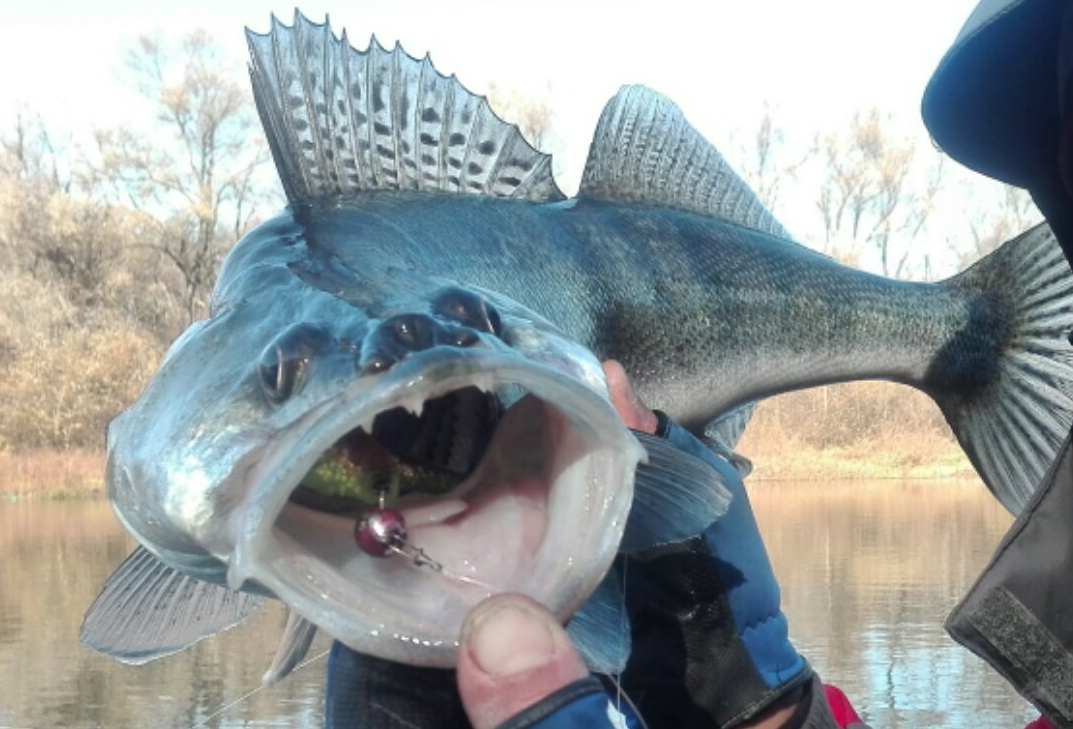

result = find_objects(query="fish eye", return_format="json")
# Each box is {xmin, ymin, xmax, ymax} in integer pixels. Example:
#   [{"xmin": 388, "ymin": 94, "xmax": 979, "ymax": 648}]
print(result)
[
  {"xmin": 258, "ymin": 324, "xmax": 330, "ymax": 403},
  {"xmin": 431, "ymin": 287, "xmax": 502, "ymax": 337}
]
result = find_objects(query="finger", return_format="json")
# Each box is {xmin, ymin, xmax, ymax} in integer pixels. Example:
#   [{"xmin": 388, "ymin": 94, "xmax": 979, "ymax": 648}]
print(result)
[
  {"xmin": 602, "ymin": 360, "xmax": 658, "ymax": 434},
  {"xmin": 456, "ymin": 594, "xmax": 588, "ymax": 729}
]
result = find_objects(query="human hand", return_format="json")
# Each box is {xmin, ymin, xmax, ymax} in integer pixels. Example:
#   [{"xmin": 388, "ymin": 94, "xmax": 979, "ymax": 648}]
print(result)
[
  {"xmin": 455, "ymin": 362, "xmax": 812, "ymax": 729},
  {"xmin": 600, "ymin": 364, "xmax": 812, "ymax": 728},
  {"xmin": 602, "ymin": 360, "xmax": 659, "ymax": 435},
  {"xmin": 325, "ymin": 364, "xmax": 813, "ymax": 729},
  {"xmin": 457, "ymin": 593, "xmax": 637, "ymax": 729}
]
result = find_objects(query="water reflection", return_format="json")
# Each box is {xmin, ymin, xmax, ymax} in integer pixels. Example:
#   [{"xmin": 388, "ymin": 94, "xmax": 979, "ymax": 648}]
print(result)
[
  {"xmin": 0, "ymin": 482, "xmax": 1040, "ymax": 728},
  {"xmin": 0, "ymin": 501, "xmax": 328, "ymax": 729},
  {"xmin": 751, "ymin": 479, "xmax": 1035, "ymax": 728}
]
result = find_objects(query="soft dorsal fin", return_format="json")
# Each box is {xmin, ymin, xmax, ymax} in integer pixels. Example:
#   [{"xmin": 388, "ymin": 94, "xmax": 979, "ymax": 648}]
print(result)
[
  {"xmin": 246, "ymin": 11, "xmax": 564, "ymax": 205},
  {"xmin": 580, "ymin": 85, "xmax": 790, "ymax": 238}
]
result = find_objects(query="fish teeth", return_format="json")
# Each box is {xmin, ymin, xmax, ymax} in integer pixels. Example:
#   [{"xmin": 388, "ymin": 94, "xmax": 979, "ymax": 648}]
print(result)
[
  {"xmin": 356, "ymin": 413, "xmax": 377, "ymax": 434},
  {"xmin": 403, "ymin": 397, "xmax": 426, "ymax": 417},
  {"xmin": 471, "ymin": 373, "xmax": 495, "ymax": 393}
]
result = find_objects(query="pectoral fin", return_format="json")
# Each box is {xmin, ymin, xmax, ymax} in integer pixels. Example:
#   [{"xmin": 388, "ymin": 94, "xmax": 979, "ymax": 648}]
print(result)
[
  {"xmin": 620, "ymin": 431, "xmax": 732, "ymax": 553},
  {"xmin": 262, "ymin": 610, "xmax": 318, "ymax": 685},
  {"xmin": 568, "ymin": 566, "xmax": 630, "ymax": 674},
  {"xmin": 703, "ymin": 402, "xmax": 756, "ymax": 478},
  {"xmin": 80, "ymin": 546, "xmax": 264, "ymax": 664}
]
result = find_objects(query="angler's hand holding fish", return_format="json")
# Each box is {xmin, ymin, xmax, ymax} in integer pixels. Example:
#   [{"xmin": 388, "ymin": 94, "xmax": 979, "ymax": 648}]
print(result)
[
  {"xmin": 81, "ymin": 9, "xmax": 1073, "ymax": 729},
  {"xmin": 592, "ymin": 364, "xmax": 832, "ymax": 728},
  {"xmin": 328, "ymin": 364, "xmax": 852, "ymax": 729},
  {"xmin": 460, "ymin": 365, "xmax": 854, "ymax": 729}
]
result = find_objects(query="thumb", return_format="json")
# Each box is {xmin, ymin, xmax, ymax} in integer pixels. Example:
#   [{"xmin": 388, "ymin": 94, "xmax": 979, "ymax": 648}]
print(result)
[
  {"xmin": 456, "ymin": 594, "xmax": 589, "ymax": 729},
  {"xmin": 602, "ymin": 360, "xmax": 658, "ymax": 434}
]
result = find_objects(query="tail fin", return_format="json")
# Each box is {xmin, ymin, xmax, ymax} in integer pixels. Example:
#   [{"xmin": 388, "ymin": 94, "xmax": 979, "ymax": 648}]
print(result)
[{"xmin": 939, "ymin": 224, "xmax": 1073, "ymax": 513}]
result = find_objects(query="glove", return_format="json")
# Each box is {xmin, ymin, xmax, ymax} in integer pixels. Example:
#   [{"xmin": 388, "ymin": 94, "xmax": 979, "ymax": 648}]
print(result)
[
  {"xmin": 484, "ymin": 677, "xmax": 643, "ymax": 729},
  {"xmin": 618, "ymin": 413, "xmax": 812, "ymax": 728}
]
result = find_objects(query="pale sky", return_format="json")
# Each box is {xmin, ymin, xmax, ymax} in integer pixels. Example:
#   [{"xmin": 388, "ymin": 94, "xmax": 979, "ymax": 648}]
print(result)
[{"xmin": 0, "ymin": 0, "xmax": 1000, "ymax": 273}]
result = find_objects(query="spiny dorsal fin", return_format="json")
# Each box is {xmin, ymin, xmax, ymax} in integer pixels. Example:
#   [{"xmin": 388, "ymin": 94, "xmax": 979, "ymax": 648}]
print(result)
[
  {"xmin": 246, "ymin": 11, "xmax": 564, "ymax": 204},
  {"xmin": 580, "ymin": 85, "xmax": 790, "ymax": 238}
]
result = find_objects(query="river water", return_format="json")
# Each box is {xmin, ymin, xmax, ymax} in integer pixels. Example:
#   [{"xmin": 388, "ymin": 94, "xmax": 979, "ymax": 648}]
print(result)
[{"xmin": 0, "ymin": 480, "xmax": 1038, "ymax": 728}]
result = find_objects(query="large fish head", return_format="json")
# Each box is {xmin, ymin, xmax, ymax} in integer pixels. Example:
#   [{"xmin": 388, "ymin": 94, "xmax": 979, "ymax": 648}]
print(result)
[{"xmin": 105, "ymin": 213, "xmax": 644, "ymax": 667}]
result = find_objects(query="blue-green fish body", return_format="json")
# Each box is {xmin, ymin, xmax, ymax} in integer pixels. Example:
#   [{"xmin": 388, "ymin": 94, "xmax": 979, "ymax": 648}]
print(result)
[
  {"xmin": 257, "ymin": 194, "xmax": 1023, "ymax": 434},
  {"xmin": 83, "ymin": 12, "xmax": 1073, "ymax": 679}
]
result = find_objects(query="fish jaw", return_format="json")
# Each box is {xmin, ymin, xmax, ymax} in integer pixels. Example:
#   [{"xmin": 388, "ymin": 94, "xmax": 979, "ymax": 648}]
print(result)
[{"xmin": 227, "ymin": 348, "xmax": 643, "ymax": 667}]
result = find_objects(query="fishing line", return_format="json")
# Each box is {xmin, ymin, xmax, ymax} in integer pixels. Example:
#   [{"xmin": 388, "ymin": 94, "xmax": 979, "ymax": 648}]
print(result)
[
  {"xmin": 617, "ymin": 556, "xmax": 627, "ymax": 715},
  {"xmin": 435, "ymin": 564, "xmax": 499, "ymax": 592},
  {"xmin": 359, "ymin": 494, "xmax": 500, "ymax": 593},
  {"xmin": 603, "ymin": 557, "xmax": 650, "ymax": 729},
  {"xmin": 603, "ymin": 673, "xmax": 649, "ymax": 729},
  {"xmin": 189, "ymin": 647, "xmax": 330, "ymax": 729}
]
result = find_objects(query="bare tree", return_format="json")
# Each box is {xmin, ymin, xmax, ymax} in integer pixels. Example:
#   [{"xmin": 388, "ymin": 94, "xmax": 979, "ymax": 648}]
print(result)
[
  {"xmin": 90, "ymin": 30, "xmax": 274, "ymax": 322},
  {"xmin": 0, "ymin": 113, "xmax": 65, "ymax": 190},
  {"xmin": 814, "ymin": 109, "xmax": 944, "ymax": 278},
  {"xmin": 0, "ymin": 113, "xmax": 192, "ymax": 332},
  {"xmin": 959, "ymin": 184, "xmax": 1041, "ymax": 266},
  {"xmin": 0, "ymin": 115, "xmax": 64, "ymax": 268},
  {"xmin": 487, "ymin": 83, "xmax": 554, "ymax": 150},
  {"xmin": 736, "ymin": 104, "xmax": 814, "ymax": 212}
]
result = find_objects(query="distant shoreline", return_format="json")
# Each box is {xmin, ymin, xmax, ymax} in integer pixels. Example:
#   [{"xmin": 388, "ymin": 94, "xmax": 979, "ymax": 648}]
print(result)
[
  {"xmin": 0, "ymin": 450, "xmax": 106, "ymax": 501},
  {"xmin": 0, "ymin": 435, "xmax": 977, "ymax": 502},
  {"xmin": 737, "ymin": 429, "xmax": 976, "ymax": 483}
]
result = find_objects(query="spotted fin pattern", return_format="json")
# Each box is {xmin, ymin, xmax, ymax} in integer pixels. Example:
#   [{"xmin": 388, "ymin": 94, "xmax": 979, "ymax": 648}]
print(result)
[{"xmin": 246, "ymin": 11, "xmax": 564, "ymax": 205}]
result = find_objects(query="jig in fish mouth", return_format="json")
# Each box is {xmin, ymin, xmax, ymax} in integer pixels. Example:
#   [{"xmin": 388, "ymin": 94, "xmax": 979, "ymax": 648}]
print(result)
[
  {"xmin": 288, "ymin": 385, "xmax": 500, "ymax": 515},
  {"xmin": 229, "ymin": 349, "xmax": 643, "ymax": 667},
  {"xmin": 290, "ymin": 385, "xmax": 501, "ymax": 571}
]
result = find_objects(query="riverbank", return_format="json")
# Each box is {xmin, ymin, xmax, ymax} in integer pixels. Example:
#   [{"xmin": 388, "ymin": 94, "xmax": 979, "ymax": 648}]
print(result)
[
  {"xmin": 738, "ymin": 428, "xmax": 976, "ymax": 482},
  {"xmin": 0, "ymin": 431, "xmax": 975, "ymax": 501},
  {"xmin": 0, "ymin": 450, "xmax": 105, "ymax": 501}
]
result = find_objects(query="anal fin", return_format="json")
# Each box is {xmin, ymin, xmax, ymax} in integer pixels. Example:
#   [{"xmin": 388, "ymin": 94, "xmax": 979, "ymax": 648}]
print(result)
[{"xmin": 703, "ymin": 402, "xmax": 756, "ymax": 478}]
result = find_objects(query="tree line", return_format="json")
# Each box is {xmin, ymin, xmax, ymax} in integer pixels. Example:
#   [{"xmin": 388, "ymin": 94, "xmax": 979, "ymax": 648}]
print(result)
[
  {"xmin": 0, "ymin": 32, "xmax": 276, "ymax": 450},
  {"xmin": 0, "ymin": 29, "xmax": 1042, "ymax": 453}
]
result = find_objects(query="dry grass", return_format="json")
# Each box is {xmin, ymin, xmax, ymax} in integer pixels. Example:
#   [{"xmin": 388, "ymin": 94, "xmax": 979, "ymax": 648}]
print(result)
[
  {"xmin": 738, "ymin": 383, "xmax": 975, "ymax": 481},
  {"xmin": 0, "ymin": 449, "xmax": 106, "ymax": 500},
  {"xmin": 0, "ymin": 384, "xmax": 978, "ymax": 499},
  {"xmin": 739, "ymin": 426, "xmax": 974, "ymax": 481}
]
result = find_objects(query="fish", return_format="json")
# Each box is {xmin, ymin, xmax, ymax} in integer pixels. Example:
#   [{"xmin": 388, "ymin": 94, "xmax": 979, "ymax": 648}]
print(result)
[{"xmin": 82, "ymin": 11, "xmax": 1073, "ymax": 680}]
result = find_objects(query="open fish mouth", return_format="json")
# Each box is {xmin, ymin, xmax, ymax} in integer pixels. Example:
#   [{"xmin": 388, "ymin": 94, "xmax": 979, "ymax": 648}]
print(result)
[
  {"xmin": 287, "ymin": 385, "xmax": 502, "ymax": 515},
  {"xmin": 229, "ymin": 349, "xmax": 643, "ymax": 667}
]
